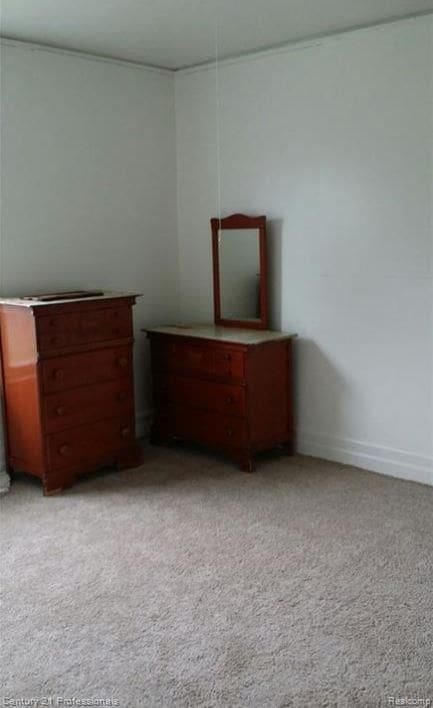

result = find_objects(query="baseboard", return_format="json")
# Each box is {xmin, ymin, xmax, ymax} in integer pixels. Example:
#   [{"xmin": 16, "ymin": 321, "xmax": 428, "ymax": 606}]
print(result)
[
  {"xmin": 297, "ymin": 429, "xmax": 433, "ymax": 487},
  {"xmin": 136, "ymin": 409, "xmax": 153, "ymax": 440}
]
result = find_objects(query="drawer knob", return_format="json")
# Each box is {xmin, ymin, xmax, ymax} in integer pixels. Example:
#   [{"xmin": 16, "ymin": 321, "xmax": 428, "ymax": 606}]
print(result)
[
  {"xmin": 117, "ymin": 356, "xmax": 128, "ymax": 368},
  {"xmin": 226, "ymin": 428, "xmax": 234, "ymax": 437},
  {"xmin": 226, "ymin": 396, "xmax": 234, "ymax": 404},
  {"xmin": 120, "ymin": 426, "xmax": 131, "ymax": 438},
  {"xmin": 53, "ymin": 368, "xmax": 64, "ymax": 380},
  {"xmin": 55, "ymin": 406, "xmax": 66, "ymax": 416},
  {"xmin": 224, "ymin": 353, "xmax": 231, "ymax": 361},
  {"xmin": 117, "ymin": 391, "xmax": 128, "ymax": 402},
  {"xmin": 58, "ymin": 444, "xmax": 70, "ymax": 456}
]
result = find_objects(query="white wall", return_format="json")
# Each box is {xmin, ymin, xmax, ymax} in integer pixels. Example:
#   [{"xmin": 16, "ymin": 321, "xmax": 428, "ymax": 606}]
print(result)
[
  {"xmin": 175, "ymin": 16, "xmax": 433, "ymax": 485},
  {"xmin": 0, "ymin": 42, "xmax": 180, "ymax": 435}
]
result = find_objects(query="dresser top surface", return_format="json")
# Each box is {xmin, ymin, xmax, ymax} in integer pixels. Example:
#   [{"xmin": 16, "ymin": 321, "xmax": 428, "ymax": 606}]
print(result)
[
  {"xmin": 0, "ymin": 291, "xmax": 140, "ymax": 308},
  {"xmin": 145, "ymin": 324, "xmax": 296, "ymax": 345}
]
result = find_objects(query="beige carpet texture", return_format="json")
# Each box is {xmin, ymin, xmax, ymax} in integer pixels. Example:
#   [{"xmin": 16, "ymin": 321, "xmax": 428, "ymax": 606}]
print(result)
[{"xmin": 1, "ymin": 446, "xmax": 432, "ymax": 707}]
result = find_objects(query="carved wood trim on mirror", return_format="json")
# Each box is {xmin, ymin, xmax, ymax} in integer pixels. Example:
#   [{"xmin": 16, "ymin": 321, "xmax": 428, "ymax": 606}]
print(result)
[{"xmin": 211, "ymin": 213, "xmax": 268, "ymax": 330}]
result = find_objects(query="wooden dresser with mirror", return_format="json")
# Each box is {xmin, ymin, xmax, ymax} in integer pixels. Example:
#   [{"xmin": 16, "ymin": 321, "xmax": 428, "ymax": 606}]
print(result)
[
  {"xmin": 0, "ymin": 291, "xmax": 142, "ymax": 494},
  {"xmin": 146, "ymin": 214, "xmax": 296, "ymax": 471}
]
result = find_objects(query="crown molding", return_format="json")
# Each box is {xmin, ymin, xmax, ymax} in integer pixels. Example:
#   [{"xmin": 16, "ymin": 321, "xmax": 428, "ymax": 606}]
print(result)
[
  {"xmin": 1, "ymin": 10, "xmax": 432, "ymax": 76},
  {"xmin": 0, "ymin": 36, "xmax": 174, "ymax": 75},
  {"xmin": 176, "ymin": 10, "xmax": 433, "ymax": 74}
]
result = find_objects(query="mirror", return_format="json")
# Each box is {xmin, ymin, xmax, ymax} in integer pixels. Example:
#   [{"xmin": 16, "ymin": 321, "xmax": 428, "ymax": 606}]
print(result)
[
  {"xmin": 211, "ymin": 214, "xmax": 268, "ymax": 329},
  {"xmin": 219, "ymin": 229, "xmax": 260, "ymax": 320}
]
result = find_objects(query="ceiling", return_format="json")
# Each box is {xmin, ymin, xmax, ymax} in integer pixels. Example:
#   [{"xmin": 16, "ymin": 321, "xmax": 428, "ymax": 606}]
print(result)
[{"xmin": 1, "ymin": 0, "xmax": 432, "ymax": 70}]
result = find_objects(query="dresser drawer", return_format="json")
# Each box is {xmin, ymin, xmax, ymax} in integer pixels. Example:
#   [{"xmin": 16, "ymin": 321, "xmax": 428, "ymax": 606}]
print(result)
[
  {"xmin": 37, "ymin": 312, "xmax": 79, "ymax": 350},
  {"xmin": 155, "ymin": 375, "xmax": 246, "ymax": 417},
  {"xmin": 42, "ymin": 346, "xmax": 132, "ymax": 393},
  {"xmin": 43, "ymin": 379, "xmax": 134, "ymax": 433},
  {"xmin": 175, "ymin": 406, "xmax": 248, "ymax": 448},
  {"xmin": 212, "ymin": 348, "xmax": 245, "ymax": 379},
  {"xmin": 37, "ymin": 306, "xmax": 132, "ymax": 351},
  {"xmin": 47, "ymin": 416, "xmax": 134, "ymax": 470},
  {"xmin": 79, "ymin": 306, "xmax": 132, "ymax": 342},
  {"xmin": 156, "ymin": 340, "xmax": 245, "ymax": 381}
]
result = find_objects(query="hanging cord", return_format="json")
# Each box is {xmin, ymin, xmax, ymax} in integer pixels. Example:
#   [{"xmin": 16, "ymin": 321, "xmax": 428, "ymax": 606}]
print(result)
[{"xmin": 214, "ymin": 12, "xmax": 222, "ymax": 233}]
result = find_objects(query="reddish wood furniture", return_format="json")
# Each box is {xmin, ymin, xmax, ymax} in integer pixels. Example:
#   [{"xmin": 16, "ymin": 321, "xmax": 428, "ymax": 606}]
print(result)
[
  {"xmin": 146, "ymin": 326, "xmax": 295, "ymax": 472},
  {"xmin": 146, "ymin": 213, "xmax": 296, "ymax": 471},
  {"xmin": 0, "ymin": 292, "xmax": 141, "ymax": 494}
]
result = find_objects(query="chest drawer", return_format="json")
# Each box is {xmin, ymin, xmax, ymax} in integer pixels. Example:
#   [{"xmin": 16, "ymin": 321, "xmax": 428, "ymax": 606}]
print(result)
[
  {"xmin": 43, "ymin": 379, "xmax": 134, "ymax": 433},
  {"xmin": 155, "ymin": 339, "xmax": 245, "ymax": 381},
  {"xmin": 37, "ymin": 306, "xmax": 132, "ymax": 351},
  {"xmin": 155, "ymin": 375, "xmax": 246, "ymax": 418},
  {"xmin": 175, "ymin": 406, "xmax": 247, "ymax": 448},
  {"xmin": 47, "ymin": 415, "xmax": 134, "ymax": 470},
  {"xmin": 42, "ymin": 345, "xmax": 132, "ymax": 393}
]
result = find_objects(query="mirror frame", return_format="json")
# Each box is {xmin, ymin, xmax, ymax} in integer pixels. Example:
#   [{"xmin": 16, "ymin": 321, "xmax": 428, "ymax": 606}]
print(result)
[{"xmin": 210, "ymin": 213, "xmax": 268, "ymax": 330}]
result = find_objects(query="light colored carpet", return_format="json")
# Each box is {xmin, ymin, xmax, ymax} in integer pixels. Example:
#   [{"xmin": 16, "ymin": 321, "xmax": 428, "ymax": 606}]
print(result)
[{"xmin": 1, "ymin": 446, "xmax": 432, "ymax": 708}]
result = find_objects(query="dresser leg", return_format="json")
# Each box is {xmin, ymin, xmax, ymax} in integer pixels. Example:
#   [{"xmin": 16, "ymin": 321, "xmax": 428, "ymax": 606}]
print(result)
[
  {"xmin": 150, "ymin": 425, "xmax": 174, "ymax": 447},
  {"xmin": 150, "ymin": 430, "xmax": 164, "ymax": 446},
  {"xmin": 43, "ymin": 485, "xmax": 65, "ymax": 496},
  {"xmin": 42, "ymin": 470, "xmax": 75, "ymax": 495},
  {"xmin": 116, "ymin": 443, "xmax": 143, "ymax": 470},
  {"xmin": 283, "ymin": 439, "xmax": 295, "ymax": 456},
  {"xmin": 234, "ymin": 449, "xmax": 254, "ymax": 473}
]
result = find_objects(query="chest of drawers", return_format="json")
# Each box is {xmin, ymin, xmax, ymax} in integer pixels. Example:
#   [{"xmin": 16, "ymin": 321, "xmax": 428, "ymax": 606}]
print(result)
[
  {"xmin": 0, "ymin": 293, "xmax": 141, "ymax": 494},
  {"xmin": 146, "ymin": 325, "xmax": 296, "ymax": 471}
]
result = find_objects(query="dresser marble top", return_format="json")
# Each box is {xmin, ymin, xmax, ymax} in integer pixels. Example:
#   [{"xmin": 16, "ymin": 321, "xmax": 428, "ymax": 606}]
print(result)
[{"xmin": 144, "ymin": 324, "xmax": 296, "ymax": 345}]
